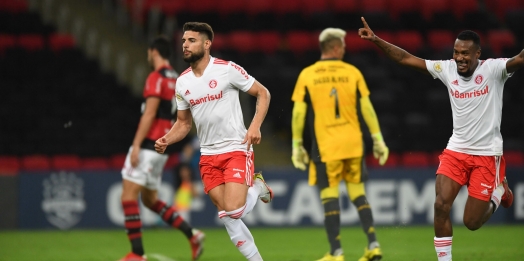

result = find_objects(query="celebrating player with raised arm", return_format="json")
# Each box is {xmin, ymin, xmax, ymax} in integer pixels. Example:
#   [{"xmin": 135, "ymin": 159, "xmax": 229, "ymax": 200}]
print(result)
[
  {"xmin": 155, "ymin": 22, "xmax": 272, "ymax": 261},
  {"xmin": 358, "ymin": 17, "xmax": 524, "ymax": 261}
]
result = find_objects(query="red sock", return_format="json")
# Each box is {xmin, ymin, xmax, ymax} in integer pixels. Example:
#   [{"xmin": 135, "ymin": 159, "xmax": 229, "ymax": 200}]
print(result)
[
  {"xmin": 122, "ymin": 200, "xmax": 144, "ymax": 255},
  {"xmin": 151, "ymin": 200, "xmax": 193, "ymax": 239}
]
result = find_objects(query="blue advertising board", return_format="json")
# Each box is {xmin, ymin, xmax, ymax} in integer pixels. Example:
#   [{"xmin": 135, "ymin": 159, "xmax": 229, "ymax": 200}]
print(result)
[{"xmin": 18, "ymin": 167, "xmax": 524, "ymax": 229}]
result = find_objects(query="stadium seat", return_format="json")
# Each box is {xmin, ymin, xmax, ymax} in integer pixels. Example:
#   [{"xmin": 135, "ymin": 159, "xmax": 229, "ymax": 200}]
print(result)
[
  {"xmin": 51, "ymin": 155, "xmax": 81, "ymax": 170},
  {"xmin": 48, "ymin": 34, "xmax": 76, "ymax": 53},
  {"xmin": 80, "ymin": 157, "xmax": 110, "ymax": 170},
  {"xmin": 246, "ymin": 0, "xmax": 276, "ymax": 30},
  {"xmin": 210, "ymin": 32, "xmax": 226, "ymax": 51},
  {"xmin": 0, "ymin": 34, "xmax": 15, "ymax": 55},
  {"xmin": 229, "ymin": 31, "xmax": 258, "ymax": 53},
  {"xmin": 0, "ymin": 156, "xmax": 20, "ymax": 175},
  {"xmin": 487, "ymin": 30, "xmax": 516, "ymax": 56},
  {"xmin": 420, "ymin": 0, "xmax": 458, "ymax": 30},
  {"xmin": 256, "ymin": 31, "xmax": 281, "ymax": 55},
  {"xmin": 393, "ymin": 31, "xmax": 424, "ymax": 54},
  {"xmin": 110, "ymin": 154, "xmax": 127, "ymax": 169},
  {"xmin": 486, "ymin": 0, "xmax": 523, "ymax": 21},
  {"xmin": 426, "ymin": 30, "xmax": 455, "ymax": 52},
  {"xmin": 157, "ymin": 0, "xmax": 186, "ymax": 16},
  {"xmin": 388, "ymin": 0, "xmax": 424, "ymax": 30},
  {"xmin": 21, "ymin": 155, "xmax": 51, "ymax": 171},
  {"xmin": 401, "ymin": 151, "xmax": 430, "ymax": 167},
  {"xmin": 17, "ymin": 34, "xmax": 44, "ymax": 51},
  {"xmin": 452, "ymin": 0, "xmax": 479, "ymax": 20},
  {"xmin": 504, "ymin": 10, "xmax": 524, "ymax": 44},
  {"xmin": 0, "ymin": 0, "xmax": 28, "ymax": 13},
  {"xmin": 504, "ymin": 151, "xmax": 524, "ymax": 167},
  {"xmin": 286, "ymin": 31, "xmax": 317, "ymax": 56},
  {"xmin": 345, "ymin": 33, "xmax": 374, "ymax": 53},
  {"xmin": 360, "ymin": 0, "xmax": 395, "ymax": 30}
]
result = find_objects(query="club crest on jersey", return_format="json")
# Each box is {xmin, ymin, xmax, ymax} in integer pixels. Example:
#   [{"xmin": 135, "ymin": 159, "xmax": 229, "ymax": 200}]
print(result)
[
  {"xmin": 189, "ymin": 91, "xmax": 223, "ymax": 106},
  {"xmin": 434, "ymin": 62, "xmax": 442, "ymax": 72},
  {"xmin": 209, "ymin": 79, "xmax": 218, "ymax": 89},
  {"xmin": 475, "ymin": 74, "xmax": 483, "ymax": 84}
]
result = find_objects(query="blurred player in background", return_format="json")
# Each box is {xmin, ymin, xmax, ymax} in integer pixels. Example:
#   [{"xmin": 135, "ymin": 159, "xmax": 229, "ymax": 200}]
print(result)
[
  {"xmin": 119, "ymin": 36, "xmax": 204, "ymax": 261},
  {"xmin": 155, "ymin": 22, "xmax": 273, "ymax": 261},
  {"xmin": 291, "ymin": 28, "xmax": 389, "ymax": 261},
  {"xmin": 358, "ymin": 17, "xmax": 522, "ymax": 261},
  {"xmin": 173, "ymin": 163, "xmax": 198, "ymax": 221}
]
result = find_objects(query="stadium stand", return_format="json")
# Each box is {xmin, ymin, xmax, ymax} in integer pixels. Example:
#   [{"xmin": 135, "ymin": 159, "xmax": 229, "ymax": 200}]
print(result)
[{"xmin": 2, "ymin": 0, "xmax": 523, "ymax": 171}]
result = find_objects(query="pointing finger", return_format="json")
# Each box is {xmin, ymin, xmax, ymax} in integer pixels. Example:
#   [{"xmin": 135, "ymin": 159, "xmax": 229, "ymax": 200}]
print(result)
[{"xmin": 361, "ymin": 17, "xmax": 370, "ymax": 29}]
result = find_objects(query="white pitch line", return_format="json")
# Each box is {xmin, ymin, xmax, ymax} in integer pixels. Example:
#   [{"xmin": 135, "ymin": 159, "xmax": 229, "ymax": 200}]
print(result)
[{"xmin": 148, "ymin": 253, "xmax": 177, "ymax": 261}]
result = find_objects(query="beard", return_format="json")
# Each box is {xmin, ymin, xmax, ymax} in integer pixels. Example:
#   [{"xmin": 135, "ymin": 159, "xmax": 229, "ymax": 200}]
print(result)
[{"xmin": 183, "ymin": 49, "xmax": 204, "ymax": 63}]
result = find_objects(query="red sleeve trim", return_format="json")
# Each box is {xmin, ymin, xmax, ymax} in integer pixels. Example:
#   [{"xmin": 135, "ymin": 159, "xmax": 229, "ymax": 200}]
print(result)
[
  {"xmin": 180, "ymin": 67, "xmax": 192, "ymax": 76},
  {"xmin": 213, "ymin": 58, "xmax": 229, "ymax": 65}
]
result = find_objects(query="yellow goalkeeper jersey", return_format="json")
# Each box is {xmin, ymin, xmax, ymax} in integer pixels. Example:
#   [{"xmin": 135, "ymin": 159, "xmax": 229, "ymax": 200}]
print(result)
[{"xmin": 291, "ymin": 59, "xmax": 370, "ymax": 162}]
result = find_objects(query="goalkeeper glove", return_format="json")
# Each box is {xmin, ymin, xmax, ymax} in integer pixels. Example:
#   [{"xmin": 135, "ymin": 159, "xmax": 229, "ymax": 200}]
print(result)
[
  {"xmin": 372, "ymin": 133, "xmax": 389, "ymax": 166},
  {"xmin": 291, "ymin": 140, "xmax": 309, "ymax": 171}
]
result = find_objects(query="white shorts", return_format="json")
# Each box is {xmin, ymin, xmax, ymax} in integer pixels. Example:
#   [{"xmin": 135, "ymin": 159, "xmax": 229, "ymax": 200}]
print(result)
[{"xmin": 121, "ymin": 147, "xmax": 169, "ymax": 190}]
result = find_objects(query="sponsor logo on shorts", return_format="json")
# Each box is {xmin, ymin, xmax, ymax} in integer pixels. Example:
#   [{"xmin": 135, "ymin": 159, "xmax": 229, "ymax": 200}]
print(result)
[
  {"xmin": 481, "ymin": 189, "xmax": 489, "ymax": 195},
  {"xmin": 233, "ymin": 172, "xmax": 242, "ymax": 178},
  {"xmin": 481, "ymin": 183, "xmax": 492, "ymax": 188},
  {"xmin": 233, "ymin": 168, "xmax": 245, "ymax": 172}
]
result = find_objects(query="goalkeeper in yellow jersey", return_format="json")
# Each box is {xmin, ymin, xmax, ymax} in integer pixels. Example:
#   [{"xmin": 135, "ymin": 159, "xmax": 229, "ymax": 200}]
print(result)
[{"xmin": 291, "ymin": 28, "xmax": 389, "ymax": 261}]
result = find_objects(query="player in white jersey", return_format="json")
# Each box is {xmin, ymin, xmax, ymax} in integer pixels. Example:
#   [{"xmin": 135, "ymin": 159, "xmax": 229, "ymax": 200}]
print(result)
[
  {"xmin": 154, "ymin": 22, "xmax": 273, "ymax": 261},
  {"xmin": 358, "ymin": 17, "xmax": 523, "ymax": 261}
]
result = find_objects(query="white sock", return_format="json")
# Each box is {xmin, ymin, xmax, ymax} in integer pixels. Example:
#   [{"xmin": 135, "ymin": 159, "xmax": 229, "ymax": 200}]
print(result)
[
  {"xmin": 491, "ymin": 184, "xmax": 505, "ymax": 213},
  {"xmin": 220, "ymin": 212, "xmax": 260, "ymax": 259},
  {"xmin": 225, "ymin": 187, "xmax": 259, "ymax": 219},
  {"xmin": 434, "ymin": 236, "xmax": 452, "ymax": 261},
  {"xmin": 247, "ymin": 251, "xmax": 263, "ymax": 261}
]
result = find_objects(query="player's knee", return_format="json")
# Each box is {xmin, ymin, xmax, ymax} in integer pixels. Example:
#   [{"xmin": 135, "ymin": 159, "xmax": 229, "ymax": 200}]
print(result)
[
  {"xmin": 140, "ymin": 195, "xmax": 157, "ymax": 209},
  {"xmin": 223, "ymin": 201, "xmax": 246, "ymax": 214},
  {"xmin": 463, "ymin": 217, "xmax": 482, "ymax": 231},
  {"xmin": 434, "ymin": 199, "xmax": 452, "ymax": 216}
]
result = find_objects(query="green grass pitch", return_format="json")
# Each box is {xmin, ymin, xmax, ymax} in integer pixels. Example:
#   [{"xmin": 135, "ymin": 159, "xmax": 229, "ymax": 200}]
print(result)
[{"xmin": 1, "ymin": 225, "xmax": 523, "ymax": 261}]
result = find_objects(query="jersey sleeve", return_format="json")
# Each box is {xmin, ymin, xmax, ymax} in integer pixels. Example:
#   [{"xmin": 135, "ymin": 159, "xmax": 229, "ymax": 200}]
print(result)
[
  {"xmin": 489, "ymin": 58, "xmax": 514, "ymax": 81},
  {"xmin": 143, "ymin": 72, "xmax": 163, "ymax": 98},
  {"xmin": 355, "ymin": 68, "xmax": 370, "ymax": 97},
  {"xmin": 228, "ymin": 62, "xmax": 256, "ymax": 92},
  {"xmin": 425, "ymin": 60, "xmax": 452, "ymax": 81},
  {"xmin": 175, "ymin": 81, "xmax": 190, "ymax": 110},
  {"xmin": 291, "ymin": 70, "xmax": 307, "ymax": 102}
]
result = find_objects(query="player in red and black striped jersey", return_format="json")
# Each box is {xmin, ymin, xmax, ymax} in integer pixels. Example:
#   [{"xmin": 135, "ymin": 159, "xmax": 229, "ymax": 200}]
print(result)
[{"xmin": 119, "ymin": 36, "xmax": 204, "ymax": 261}]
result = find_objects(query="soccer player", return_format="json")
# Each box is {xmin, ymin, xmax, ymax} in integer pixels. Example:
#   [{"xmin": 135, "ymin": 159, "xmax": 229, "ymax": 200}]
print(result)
[
  {"xmin": 119, "ymin": 36, "xmax": 204, "ymax": 261},
  {"xmin": 291, "ymin": 28, "xmax": 389, "ymax": 261},
  {"xmin": 154, "ymin": 22, "xmax": 273, "ymax": 261},
  {"xmin": 358, "ymin": 17, "xmax": 522, "ymax": 261}
]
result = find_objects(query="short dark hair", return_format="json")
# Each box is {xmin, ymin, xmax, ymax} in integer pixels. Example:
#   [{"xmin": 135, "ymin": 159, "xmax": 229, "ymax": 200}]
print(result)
[
  {"xmin": 182, "ymin": 22, "xmax": 214, "ymax": 41},
  {"xmin": 149, "ymin": 36, "xmax": 171, "ymax": 59},
  {"xmin": 457, "ymin": 30, "xmax": 481, "ymax": 49}
]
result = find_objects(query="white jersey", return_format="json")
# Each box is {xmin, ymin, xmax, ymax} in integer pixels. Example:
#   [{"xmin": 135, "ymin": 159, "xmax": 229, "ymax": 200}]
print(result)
[
  {"xmin": 175, "ymin": 57, "xmax": 255, "ymax": 155},
  {"xmin": 425, "ymin": 59, "xmax": 513, "ymax": 156}
]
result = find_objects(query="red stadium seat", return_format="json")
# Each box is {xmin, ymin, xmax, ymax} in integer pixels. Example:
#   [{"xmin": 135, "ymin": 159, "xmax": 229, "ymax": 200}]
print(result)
[
  {"xmin": 17, "ymin": 34, "xmax": 44, "ymax": 52},
  {"xmin": 286, "ymin": 31, "xmax": 317, "ymax": 55},
  {"xmin": 0, "ymin": 0, "xmax": 28, "ymax": 13},
  {"xmin": 452, "ymin": 0, "xmax": 479, "ymax": 20},
  {"xmin": 216, "ymin": 0, "xmax": 245, "ymax": 15},
  {"xmin": 394, "ymin": 31, "xmax": 424, "ymax": 53},
  {"xmin": 246, "ymin": 0, "xmax": 274, "ymax": 15},
  {"xmin": 211, "ymin": 33, "xmax": 226, "ymax": 51},
  {"xmin": 366, "ymin": 152, "xmax": 399, "ymax": 168},
  {"xmin": 80, "ymin": 158, "xmax": 110, "ymax": 170},
  {"xmin": 487, "ymin": 30, "xmax": 516, "ymax": 56},
  {"xmin": 256, "ymin": 31, "xmax": 281, "ymax": 54},
  {"xmin": 0, "ymin": 156, "xmax": 20, "ymax": 175},
  {"xmin": 0, "ymin": 34, "xmax": 16, "ymax": 55},
  {"xmin": 48, "ymin": 34, "xmax": 76, "ymax": 52},
  {"xmin": 401, "ymin": 151, "xmax": 430, "ymax": 167},
  {"xmin": 420, "ymin": 0, "xmax": 450, "ymax": 21},
  {"xmin": 345, "ymin": 34, "xmax": 374, "ymax": 53},
  {"xmin": 302, "ymin": 0, "xmax": 329, "ymax": 15},
  {"xmin": 361, "ymin": 0, "xmax": 387, "ymax": 13},
  {"xmin": 110, "ymin": 154, "xmax": 127, "ymax": 169},
  {"xmin": 427, "ymin": 30, "xmax": 455, "ymax": 52},
  {"xmin": 158, "ymin": 0, "xmax": 186, "ymax": 16},
  {"xmin": 331, "ymin": 0, "xmax": 359, "ymax": 13},
  {"xmin": 273, "ymin": 0, "xmax": 301, "ymax": 15},
  {"xmin": 229, "ymin": 31, "xmax": 258, "ymax": 53},
  {"xmin": 21, "ymin": 155, "xmax": 51, "ymax": 171},
  {"xmin": 51, "ymin": 155, "xmax": 81, "ymax": 170},
  {"xmin": 186, "ymin": 0, "xmax": 217, "ymax": 14},
  {"xmin": 503, "ymin": 151, "xmax": 524, "ymax": 167},
  {"xmin": 486, "ymin": 0, "xmax": 523, "ymax": 21},
  {"xmin": 388, "ymin": 0, "xmax": 419, "ymax": 19}
]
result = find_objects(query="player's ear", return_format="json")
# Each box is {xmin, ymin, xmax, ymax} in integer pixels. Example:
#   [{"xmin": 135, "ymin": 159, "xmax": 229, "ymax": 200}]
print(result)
[{"xmin": 205, "ymin": 39, "xmax": 211, "ymax": 50}]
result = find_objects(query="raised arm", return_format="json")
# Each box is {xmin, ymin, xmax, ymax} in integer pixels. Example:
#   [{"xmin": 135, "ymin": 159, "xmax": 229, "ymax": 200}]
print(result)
[
  {"xmin": 358, "ymin": 17, "xmax": 428, "ymax": 74},
  {"xmin": 506, "ymin": 49, "xmax": 524, "ymax": 74},
  {"xmin": 154, "ymin": 109, "xmax": 193, "ymax": 154}
]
